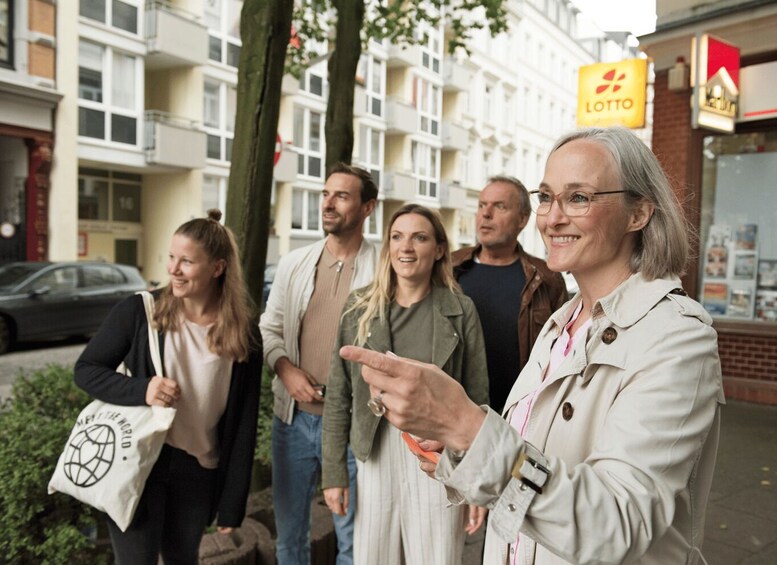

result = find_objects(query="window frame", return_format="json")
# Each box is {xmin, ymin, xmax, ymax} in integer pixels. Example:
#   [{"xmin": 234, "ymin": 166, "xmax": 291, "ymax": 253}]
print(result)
[
  {"xmin": 412, "ymin": 141, "xmax": 440, "ymax": 199},
  {"xmin": 205, "ymin": 0, "xmax": 242, "ymax": 68},
  {"xmin": 78, "ymin": 168, "xmax": 142, "ymax": 224},
  {"xmin": 293, "ymin": 105, "xmax": 325, "ymax": 180},
  {"xmin": 203, "ymin": 77, "xmax": 237, "ymax": 162},
  {"xmin": 0, "ymin": 0, "xmax": 13, "ymax": 69},
  {"xmin": 78, "ymin": 40, "xmax": 142, "ymax": 147},
  {"xmin": 79, "ymin": 0, "xmax": 141, "ymax": 36}
]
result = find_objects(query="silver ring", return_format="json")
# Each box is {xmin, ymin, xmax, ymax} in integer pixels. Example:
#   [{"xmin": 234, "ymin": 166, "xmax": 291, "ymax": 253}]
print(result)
[{"xmin": 367, "ymin": 391, "xmax": 386, "ymax": 417}]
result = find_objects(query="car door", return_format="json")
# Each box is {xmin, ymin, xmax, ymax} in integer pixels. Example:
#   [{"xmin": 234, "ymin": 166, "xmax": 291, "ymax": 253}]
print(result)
[
  {"xmin": 77, "ymin": 264, "xmax": 132, "ymax": 332},
  {"xmin": 17, "ymin": 265, "xmax": 81, "ymax": 340}
]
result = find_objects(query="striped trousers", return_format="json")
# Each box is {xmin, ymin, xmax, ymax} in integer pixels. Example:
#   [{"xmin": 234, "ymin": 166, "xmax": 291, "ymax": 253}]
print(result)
[{"xmin": 354, "ymin": 422, "xmax": 466, "ymax": 565}]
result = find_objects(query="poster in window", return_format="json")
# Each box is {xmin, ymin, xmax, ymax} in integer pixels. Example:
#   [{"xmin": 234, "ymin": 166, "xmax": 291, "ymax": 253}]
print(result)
[
  {"xmin": 704, "ymin": 245, "xmax": 728, "ymax": 279},
  {"xmin": 734, "ymin": 224, "xmax": 758, "ymax": 251},
  {"xmin": 755, "ymin": 290, "xmax": 777, "ymax": 322},
  {"xmin": 757, "ymin": 260, "xmax": 777, "ymax": 290},
  {"xmin": 727, "ymin": 287, "xmax": 754, "ymax": 319},
  {"xmin": 733, "ymin": 252, "xmax": 757, "ymax": 280},
  {"xmin": 702, "ymin": 282, "xmax": 728, "ymax": 316}
]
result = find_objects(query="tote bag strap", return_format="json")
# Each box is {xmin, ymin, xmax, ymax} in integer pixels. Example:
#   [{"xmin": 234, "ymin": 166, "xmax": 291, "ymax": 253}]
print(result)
[{"xmin": 137, "ymin": 291, "xmax": 164, "ymax": 377}]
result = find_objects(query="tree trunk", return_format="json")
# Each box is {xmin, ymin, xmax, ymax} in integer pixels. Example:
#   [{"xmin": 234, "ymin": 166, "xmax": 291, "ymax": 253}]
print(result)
[
  {"xmin": 325, "ymin": 0, "xmax": 366, "ymax": 169},
  {"xmin": 226, "ymin": 0, "xmax": 293, "ymax": 309}
]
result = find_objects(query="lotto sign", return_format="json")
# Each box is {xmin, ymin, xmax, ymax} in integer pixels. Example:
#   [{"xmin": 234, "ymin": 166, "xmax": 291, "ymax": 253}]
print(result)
[{"xmin": 577, "ymin": 58, "xmax": 648, "ymax": 128}]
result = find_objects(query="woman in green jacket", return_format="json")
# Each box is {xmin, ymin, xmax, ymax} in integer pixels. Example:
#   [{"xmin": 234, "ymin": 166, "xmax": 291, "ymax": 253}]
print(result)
[{"xmin": 322, "ymin": 204, "xmax": 489, "ymax": 565}]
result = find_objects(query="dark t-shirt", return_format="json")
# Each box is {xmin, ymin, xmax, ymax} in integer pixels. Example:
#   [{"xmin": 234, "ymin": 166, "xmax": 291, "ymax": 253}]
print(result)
[{"xmin": 458, "ymin": 260, "xmax": 525, "ymax": 412}]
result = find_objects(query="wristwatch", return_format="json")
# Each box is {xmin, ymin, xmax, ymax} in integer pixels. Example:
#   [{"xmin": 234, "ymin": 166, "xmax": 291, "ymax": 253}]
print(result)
[{"xmin": 511, "ymin": 442, "xmax": 551, "ymax": 494}]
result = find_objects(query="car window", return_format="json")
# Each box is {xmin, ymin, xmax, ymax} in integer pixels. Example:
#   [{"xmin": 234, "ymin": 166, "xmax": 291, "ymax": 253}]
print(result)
[
  {"xmin": 0, "ymin": 264, "xmax": 44, "ymax": 287},
  {"xmin": 82, "ymin": 265, "xmax": 125, "ymax": 287},
  {"xmin": 33, "ymin": 267, "xmax": 78, "ymax": 291}
]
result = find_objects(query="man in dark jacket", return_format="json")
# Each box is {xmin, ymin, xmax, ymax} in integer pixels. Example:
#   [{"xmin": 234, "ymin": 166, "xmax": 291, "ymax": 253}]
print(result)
[{"xmin": 452, "ymin": 175, "xmax": 567, "ymax": 412}]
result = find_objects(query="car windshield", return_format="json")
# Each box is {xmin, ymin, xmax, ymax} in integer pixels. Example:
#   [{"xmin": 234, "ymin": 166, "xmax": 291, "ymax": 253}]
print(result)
[{"xmin": 0, "ymin": 264, "xmax": 45, "ymax": 288}]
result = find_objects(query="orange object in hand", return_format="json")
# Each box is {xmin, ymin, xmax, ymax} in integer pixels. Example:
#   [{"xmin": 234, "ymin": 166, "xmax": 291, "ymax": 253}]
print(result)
[{"xmin": 401, "ymin": 432, "xmax": 440, "ymax": 464}]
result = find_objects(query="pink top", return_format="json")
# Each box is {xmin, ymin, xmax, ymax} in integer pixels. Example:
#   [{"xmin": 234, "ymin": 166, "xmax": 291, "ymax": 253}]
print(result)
[{"xmin": 508, "ymin": 302, "xmax": 592, "ymax": 564}]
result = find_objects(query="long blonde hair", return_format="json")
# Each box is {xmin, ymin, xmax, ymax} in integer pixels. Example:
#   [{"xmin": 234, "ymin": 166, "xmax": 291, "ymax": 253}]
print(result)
[
  {"xmin": 347, "ymin": 204, "xmax": 459, "ymax": 345},
  {"xmin": 154, "ymin": 209, "xmax": 254, "ymax": 361}
]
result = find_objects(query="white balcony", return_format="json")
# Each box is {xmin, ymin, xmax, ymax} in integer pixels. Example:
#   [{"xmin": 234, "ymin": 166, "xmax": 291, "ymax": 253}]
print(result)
[
  {"xmin": 144, "ymin": 111, "xmax": 206, "ymax": 169},
  {"xmin": 145, "ymin": 2, "xmax": 208, "ymax": 69},
  {"xmin": 441, "ymin": 121, "xmax": 468, "ymax": 152},
  {"xmin": 386, "ymin": 98, "xmax": 418, "ymax": 135},
  {"xmin": 274, "ymin": 144, "xmax": 297, "ymax": 183},
  {"xmin": 388, "ymin": 44, "xmax": 421, "ymax": 68},
  {"xmin": 439, "ymin": 180, "xmax": 467, "ymax": 210},
  {"xmin": 383, "ymin": 170, "xmax": 416, "ymax": 202},
  {"xmin": 443, "ymin": 57, "xmax": 473, "ymax": 92},
  {"xmin": 281, "ymin": 75, "xmax": 300, "ymax": 96},
  {"xmin": 353, "ymin": 85, "xmax": 367, "ymax": 117}
]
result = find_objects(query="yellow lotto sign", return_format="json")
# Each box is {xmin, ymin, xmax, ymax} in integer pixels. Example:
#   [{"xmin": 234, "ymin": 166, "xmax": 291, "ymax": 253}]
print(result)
[{"xmin": 577, "ymin": 59, "xmax": 647, "ymax": 128}]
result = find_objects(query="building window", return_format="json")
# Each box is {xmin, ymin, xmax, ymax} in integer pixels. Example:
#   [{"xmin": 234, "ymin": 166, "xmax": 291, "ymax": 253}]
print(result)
[
  {"xmin": 358, "ymin": 54, "xmax": 385, "ymax": 117},
  {"xmin": 416, "ymin": 22, "xmax": 441, "ymax": 74},
  {"xmin": 291, "ymin": 188, "xmax": 321, "ymax": 232},
  {"xmin": 413, "ymin": 76, "xmax": 440, "ymax": 136},
  {"xmin": 78, "ymin": 168, "xmax": 142, "ymax": 223},
  {"xmin": 698, "ymin": 131, "xmax": 777, "ymax": 323},
  {"xmin": 357, "ymin": 124, "xmax": 383, "ymax": 187},
  {"xmin": 203, "ymin": 175, "xmax": 227, "ymax": 215},
  {"xmin": 0, "ymin": 0, "xmax": 13, "ymax": 68},
  {"xmin": 412, "ymin": 141, "xmax": 439, "ymax": 198},
  {"xmin": 205, "ymin": 0, "xmax": 242, "ymax": 68},
  {"xmin": 80, "ymin": 0, "xmax": 139, "ymax": 34},
  {"xmin": 204, "ymin": 78, "xmax": 236, "ymax": 161},
  {"xmin": 293, "ymin": 106, "xmax": 324, "ymax": 179},
  {"xmin": 299, "ymin": 68, "xmax": 325, "ymax": 97},
  {"xmin": 364, "ymin": 201, "xmax": 383, "ymax": 237},
  {"xmin": 78, "ymin": 41, "xmax": 140, "ymax": 146}
]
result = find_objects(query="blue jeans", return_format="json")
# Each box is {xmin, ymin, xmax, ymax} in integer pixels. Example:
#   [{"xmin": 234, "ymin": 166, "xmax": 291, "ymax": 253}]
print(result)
[{"xmin": 272, "ymin": 412, "xmax": 356, "ymax": 565}]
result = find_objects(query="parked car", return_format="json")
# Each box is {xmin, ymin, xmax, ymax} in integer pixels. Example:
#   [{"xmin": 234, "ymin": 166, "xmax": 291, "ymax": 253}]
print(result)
[{"xmin": 0, "ymin": 261, "xmax": 147, "ymax": 354}]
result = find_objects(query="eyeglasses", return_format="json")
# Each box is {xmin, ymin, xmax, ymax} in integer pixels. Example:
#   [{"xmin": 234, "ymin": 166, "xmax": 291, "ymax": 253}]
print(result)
[{"xmin": 529, "ymin": 189, "xmax": 627, "ymax": 217}]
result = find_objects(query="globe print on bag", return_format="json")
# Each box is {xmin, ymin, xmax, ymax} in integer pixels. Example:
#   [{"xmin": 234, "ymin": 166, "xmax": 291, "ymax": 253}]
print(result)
[{"xmin": 63, "ymin": 424, "xmax": 116, "ymax": 487}]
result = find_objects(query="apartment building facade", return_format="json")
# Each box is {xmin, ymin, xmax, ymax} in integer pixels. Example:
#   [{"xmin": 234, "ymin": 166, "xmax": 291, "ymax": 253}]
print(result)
[{"xmin": 23, "ymin": 0, "xmax": 630, "ymax": 285}]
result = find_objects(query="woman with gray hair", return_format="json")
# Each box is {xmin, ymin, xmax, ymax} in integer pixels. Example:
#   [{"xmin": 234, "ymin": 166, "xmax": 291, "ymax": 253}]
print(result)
[{"xmin": 339, "ymin": 127, "xmax": 724, "ymax": 564}]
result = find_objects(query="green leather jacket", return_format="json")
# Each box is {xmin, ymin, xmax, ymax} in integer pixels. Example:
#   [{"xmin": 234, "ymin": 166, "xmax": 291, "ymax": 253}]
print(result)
[{"xmin": 322, "ymin": 285, "xmax": 489, "ymax": 489}]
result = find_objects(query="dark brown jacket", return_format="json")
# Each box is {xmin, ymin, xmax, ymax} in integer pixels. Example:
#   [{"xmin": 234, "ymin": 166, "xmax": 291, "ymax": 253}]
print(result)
[{"xmin": 451, "ymin": 242, "xmax": 568, "ymax": 369}]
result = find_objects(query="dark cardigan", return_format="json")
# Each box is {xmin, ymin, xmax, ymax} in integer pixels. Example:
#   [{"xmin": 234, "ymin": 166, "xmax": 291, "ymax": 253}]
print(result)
[{"xmin": 74, "ymin": 293, "xmax": 262, "ymax": 527}]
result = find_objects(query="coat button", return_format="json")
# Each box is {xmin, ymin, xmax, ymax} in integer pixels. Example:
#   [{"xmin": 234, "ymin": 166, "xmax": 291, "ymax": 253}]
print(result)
[
  {"xmin": 508, "ymin": 503, "xmax": 517, "ymax": 511},
  {"xmin": 602, "ymin": 327, "xmax": 618, "ymax": 344},
  {"xmin": 562, "ymin": 402, "xmax": 574, "ymax": 420}
]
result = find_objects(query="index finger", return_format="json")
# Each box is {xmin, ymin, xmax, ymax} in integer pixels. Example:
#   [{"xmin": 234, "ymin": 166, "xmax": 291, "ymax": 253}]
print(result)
[{"xmin": 339, "ymin": 346, "xmax": 415, "ymax": 392}]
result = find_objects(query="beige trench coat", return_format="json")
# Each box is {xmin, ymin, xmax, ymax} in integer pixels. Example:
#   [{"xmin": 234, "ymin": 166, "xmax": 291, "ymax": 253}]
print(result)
[{"xmin": 438, "ymin": 273, "xmax": 725, "ymax": 564}]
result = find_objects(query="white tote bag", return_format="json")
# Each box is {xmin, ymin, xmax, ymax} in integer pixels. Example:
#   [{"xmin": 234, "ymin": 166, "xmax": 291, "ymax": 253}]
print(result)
[{"xmin": 49, "ymin": 291, "xmax": 176, "ymax": 532}]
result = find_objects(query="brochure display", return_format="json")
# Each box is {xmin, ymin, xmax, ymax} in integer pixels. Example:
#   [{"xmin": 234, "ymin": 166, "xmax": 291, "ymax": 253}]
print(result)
[{"xmin": 701, "ymin": 224, "xmax": 763, "ymax": 320}]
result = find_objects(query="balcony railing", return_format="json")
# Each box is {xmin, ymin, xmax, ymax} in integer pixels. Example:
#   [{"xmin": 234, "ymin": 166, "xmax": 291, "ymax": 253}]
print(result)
[
  {"xmin": 439, "ymin": 180, "xmax": 467, "ymax": 210},
  {"xmin": 386, "ymin": 98, "xmax": 418, "ymax": 135},
  {"xmin": 144, "ymin": 110, "xmax": 206, "ymax": 169},
  {"xmin": 441, "ymin": 121, "xmax": 468, "ymax": 152},
  {"xmin": 145, "ymin": 1, "xmax": 208, "ymax": 69},
  {"xmin": 443, "ymin": 57, "xmax": 472, "ymax": 92},
  {"xmin": 383, "ymin": 170, "xmax": 416, "ymax": 202}
]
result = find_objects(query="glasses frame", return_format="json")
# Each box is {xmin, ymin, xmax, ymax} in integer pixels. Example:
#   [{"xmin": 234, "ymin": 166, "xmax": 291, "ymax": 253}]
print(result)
[{"xmin": 528, "ymin": 189, "xmax": 627, "ymax": 217}]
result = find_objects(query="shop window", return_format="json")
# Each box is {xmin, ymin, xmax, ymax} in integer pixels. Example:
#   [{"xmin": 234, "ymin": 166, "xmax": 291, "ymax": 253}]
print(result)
[
  {"xmin": 0, "ymin": 0, "xmax": 13, "ymax": 68},
  {"xmin": 698, "ymin": 131, "xmax": 777, "ymax": 323},
  {"xmin": 78, "ymin": 169, "xmax": 141, "ymax": 223}
]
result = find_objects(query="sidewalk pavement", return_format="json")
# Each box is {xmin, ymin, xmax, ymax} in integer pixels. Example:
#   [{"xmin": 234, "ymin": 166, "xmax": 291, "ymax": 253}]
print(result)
[{"xmin": 463, "ymin": 400, "xmax": 777, "ymax": 564}]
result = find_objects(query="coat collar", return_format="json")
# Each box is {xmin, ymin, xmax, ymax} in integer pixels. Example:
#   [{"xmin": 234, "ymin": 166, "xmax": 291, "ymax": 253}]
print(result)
[
  {"xmin": 364, "ymin": 286, "xmax": 463, "ymax": 369},
  {"xmin": 549, "ymin": 272, "xmax": 683, "ymax": 332}
]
